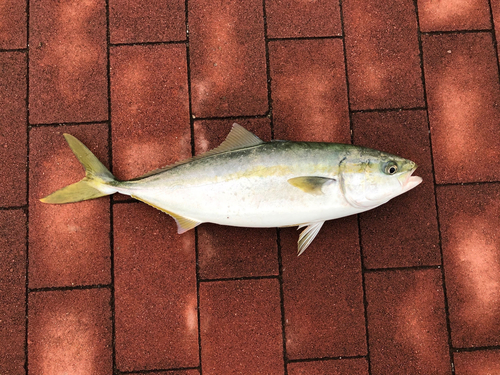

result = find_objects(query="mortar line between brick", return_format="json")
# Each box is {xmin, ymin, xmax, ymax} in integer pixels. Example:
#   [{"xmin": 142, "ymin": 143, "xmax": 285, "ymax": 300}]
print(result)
[
  {"xmin": 267, "ymin": 35, "xmax": 343, "ymax": 42},
  {"xmin": 192, "ymin": 114, "xmax": 271, "ymax": 122},
  {"xmin": 436, "ymin": 181, "xmax": 500, "ymax": 187},
  {"xmin": 486, "ymin": 0, "xmax": 500, "ymax": 84},
  {"xmin": 415, "ymin": 5, "xmax": 456, "ymax": 372},
  {"xmin": 0, "ymin": 205, "xmax": 28, "ymax": 210},
  {"xmin": 29, "ymin": 120, "xmax": 109, "ymax": 128},
  {"xmin": 288, "ymin": 354, "xmax": 368, "ymax": 364},
  {"xmin": 338, "ymin": 0, "xmax": 373, "ymax": 372},
  {"xmin": 29, "ymin": 283, "xmax": 112, "ymax": 293},
  {"xmin": 199, "ymin": 275, "xmax": 279, "ymax": 283},
  {"xmin": 364, "ymin": 264, "xmax": 441, "ymax": 273},
  {"xmin": 262, "ymin": 2, "xmax": 287, "ymax": 372},
  {"xmin": 104, "ymin": 1, "xmax": 118, "ymax": 373},
  {"xmin": 109, "ymin": 40, "xmax": 187, "ymax": 48},
  {"xmin": 24, "ymin": 1, "xmax": 31, "ymax": 370},
  {"xmin": 0, "ymin": 47, "xmax": 28, "ymax": 53},
  {"xmin": 183, "ymin": 1, "xmax": 203, "ymax": 371},
  {"xmin": 351, "ymin": 106, "xmax": 427, "ymax": 114},
  {"xmin": 421, "ymin": 29, "xmax": 493, "ymax": 36},
  {"xmin": 453, "ymin": 345, "xmax": 500, "ymax": 353}
]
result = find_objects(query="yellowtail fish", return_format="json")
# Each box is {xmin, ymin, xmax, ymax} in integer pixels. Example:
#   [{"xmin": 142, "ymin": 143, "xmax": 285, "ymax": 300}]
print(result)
[{"xmin": 41, "ymin": 124, "xmax": 422, "ymax": 255}]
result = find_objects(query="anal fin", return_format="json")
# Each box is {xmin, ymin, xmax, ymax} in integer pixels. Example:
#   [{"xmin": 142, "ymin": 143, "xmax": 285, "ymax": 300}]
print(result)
[
  {"xmin": 131, "ymin": 195, "xmax": 201, "ymax": 234},
  {"xmin": 297, "ymin": 221, "xmax": 324, "ymax": 256}
]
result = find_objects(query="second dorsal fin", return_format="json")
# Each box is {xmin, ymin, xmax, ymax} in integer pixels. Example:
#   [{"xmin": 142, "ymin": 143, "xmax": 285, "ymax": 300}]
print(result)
[{"xmin": 131, "ymin": 123, "xmax": 264, "ymax": 180}]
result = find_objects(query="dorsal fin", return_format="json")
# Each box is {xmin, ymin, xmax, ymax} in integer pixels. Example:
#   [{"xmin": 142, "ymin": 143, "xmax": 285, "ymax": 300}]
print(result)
[
  {"xmin": 207, "ymin": 123, "xmax": 264, "ymax": 154},
  {"xmin": 131, "ymin": 123, "xmax": 264, "ymax": 180}
]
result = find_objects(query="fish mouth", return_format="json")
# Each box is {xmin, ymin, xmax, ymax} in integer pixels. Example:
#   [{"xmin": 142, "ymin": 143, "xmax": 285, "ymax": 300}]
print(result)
[{"xmin": 399, "ymin": 165, "xmax": 422, "ymax": 193}]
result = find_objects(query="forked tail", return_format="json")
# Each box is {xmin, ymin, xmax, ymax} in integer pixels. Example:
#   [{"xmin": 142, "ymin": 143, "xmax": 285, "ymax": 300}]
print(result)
[{"xmin": 40, "ymin": 134, "xmax": 118, "ymax": 204}]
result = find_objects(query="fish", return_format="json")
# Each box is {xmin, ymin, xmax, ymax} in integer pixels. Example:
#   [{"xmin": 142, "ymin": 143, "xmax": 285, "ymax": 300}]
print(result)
[{"xmin": 41, "ymin": 123, "xmax": 422, "ymax": 255}]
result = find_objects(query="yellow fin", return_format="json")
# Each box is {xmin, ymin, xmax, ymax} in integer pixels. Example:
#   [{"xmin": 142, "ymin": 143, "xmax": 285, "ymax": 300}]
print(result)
[
  {"xmin": 40, "ymin": 134, "xmax": 116, "ymax": 204},
  {"xmin": 288, "ymin": 176, "xmax": 336, "ymax": 195},
  {"xmin": 131, "ymin": 123, "xmax": 264, "ymax": 180},
  {"xmin": 131, "ymin": 195, "xmax": 201, "ymax": 234}
]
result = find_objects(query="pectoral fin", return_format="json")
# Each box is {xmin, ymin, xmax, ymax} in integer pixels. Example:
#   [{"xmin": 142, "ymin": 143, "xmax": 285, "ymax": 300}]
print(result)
[
  {"xmin": 131, "ymin": 195, "xmax": 201, "ymax": 234},
  {"xmin": 288, "ymin": 177, "xmax": 335, "ymax": 195},
  {"xmin": 297, "ymin": 221, "xmax": 324, "ymax": 256}
]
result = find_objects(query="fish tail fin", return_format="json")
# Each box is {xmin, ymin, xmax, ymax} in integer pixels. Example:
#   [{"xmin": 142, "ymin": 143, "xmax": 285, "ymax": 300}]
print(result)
[{"xmin": 40, "ymin": 134, "xmax": 117, "ymax": 204}]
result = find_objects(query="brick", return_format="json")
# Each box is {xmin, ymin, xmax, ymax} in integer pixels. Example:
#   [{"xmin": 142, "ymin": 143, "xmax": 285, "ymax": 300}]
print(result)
[
  {"xmin": 0, "ymin": 210, "xmax": 26, "ymax": 374},
  {"xmin": 454, "ymin": 349, "xmax": 500, "ymax": 375},
  {"xmin": 199, "ymin": 279, "xmax": 283, "ymax": 374},
  {"xmin": 198, "ymin": 224, "xmax": 278, "ymax": 280},
  {"xmin": 0, "ymin": 52, "xmax": 27, "ymax": 207},
  {"xmin": 422, "ymin": 33, "xmax": 500, "ymax": 184},
  {"xmin": 436, "ymin": 184, "xmax": 500, "ymax": 348},
  {"xmin": 109, "ymin": 0, "xmax": 185, "ymax": 43},
  {"xmin": 28, "ymin": 288, "xmax": 112, "ymax": 374},
  {"xmin": 189, "ymin": 0, "xmax": 268, "ymax": 117},
  {"xmin": 29, "ymin": 124, "xmax": 111, "ymax": 288},
  {"xmin": 417, "ymin": 0, "xmax": 491, "ymax": 32},
  {"xmin": 114, "ymin": 203, "xmax": 198, "ymax": 371},
  {"xmin": 0, "ymin": 0, "xmax": 27, "ymax": 49},
  {"xmin": 128, "ymin": 371, "xmax": 199, "ymax": 375},
  {"xmin": 194, "ymin": 119, "xmax": 279, "ymax": 279},
  {"xmin": 343, "ymin": 0, "xmax": 424, "ymax": 110},
  {"xmin": 29, "ymin": 0, "xmax": 107, "ymax": 124},
  {"xmin": 352, "ymin": 110, "xmax": 440, "ymax": 268},
  {"xmin": 110, "ymin": 44, "xmax": 191, "ymax": 181},
  {"xmin": 266, "ymin": 0, "xmax": 342, "ymax": 38},
  {"xmin": 281, "ymin": 217, "xmax": 367, "ymax": 359},
  {"xmin": 269, "ymin": 39, "xmax": 350, "ymax": 143},
  {"xmin": 365, "ymin": 269, "xmax": 451, "ymax": 375},
  {"xmin": 288, "ymin": 357, "xmax": 369, "ymax": 375}
]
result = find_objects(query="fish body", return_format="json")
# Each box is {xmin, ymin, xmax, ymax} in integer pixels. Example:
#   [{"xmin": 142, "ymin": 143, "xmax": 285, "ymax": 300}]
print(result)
[{"xmin": 41, "ymin": 124, "xmax": 422, "ymax": 255}]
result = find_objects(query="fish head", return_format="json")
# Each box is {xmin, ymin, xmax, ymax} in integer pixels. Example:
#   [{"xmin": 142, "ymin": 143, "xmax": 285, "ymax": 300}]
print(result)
[{"xmin": 339, "ymin": 149, "xmax": 422, "ymax": 209}]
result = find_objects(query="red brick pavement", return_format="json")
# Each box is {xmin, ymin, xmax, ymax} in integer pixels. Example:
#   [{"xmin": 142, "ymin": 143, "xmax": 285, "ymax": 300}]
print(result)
[{"xmin": 1, "ymin": 0, "xmax": 499, "ymax": 374}]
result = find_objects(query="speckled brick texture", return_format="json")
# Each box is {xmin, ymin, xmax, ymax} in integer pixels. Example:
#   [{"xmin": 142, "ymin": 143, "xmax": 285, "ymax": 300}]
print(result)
[
  {"xmin": 3, "ymin": 0, "xmax": 500, "ymax": 373},
  {"xmin": 29, "ymin": 0, "xmax": 108, "ymax": 124},
  {"xmin": 343, "ymin": 0, "xmax": 424, "ymax": 110},
  {"xmin": 454, "ymin": 349, "xmax": 500, "ymax": 375},
  {"xmin": 287, "ymin": 358, "xmax": 369, "ymax": 374},
  {"xmin": 0, "ymin": 210, "xmax": 26, "ymax": 374},
  {"xmin": 436, "ymin": 184, "xmax": 500, "ymax": 348},
  {"xmin": 189, "ymin": 0, "xmax": 268, "ymax": 117},
  {"xmin": 353, "ymin": 110, "xmax": 440, "ymax": 268},
  {"xmin": 110, "ymin": 44, "xmax": 191, "ymax": 181},
  {"xmin": 422, "ymin": 33, "xmax": 500, "ymax": 184},
  {"xmin": 113, "ymin": 203, "xmax": 198, "ymax": 372},
  {"xmin": 28, "ymin": 288, "xmax": 112, "ymax": 374},
  {"xmin": 199, "ymin": 279, "xmax": 284, "ymax": 374},
  {"xmin": 417, "ymin": 0, "xmax": 491, "ymax": 31},
  {"xmin": 281, "ymin": 217, "xmax": 367, "ymax": 360},
  {"xmin": 0, "ymin": 52, "xmax": 27, "ymax": 207},
  {"xmin": 109, "ymin": 0, "xmax": 186, "ymax": 43},
  {"xmin": 266, "ymin": 0, "xmax": 342, "ymax": 38},
  {"xmin": 0, "ymin": 0, "xmax": 27, "ymax": 49},
  {"xmin": 365, "ymin": 269, "xmax": 451, "ymax": 374},
  {"xmin": 29, "ymin": 125, "xmax": 111, "ymax": 289},
  {"xmin": 269, "ymin": 39, "xmax": 350, "ymax": 143}
]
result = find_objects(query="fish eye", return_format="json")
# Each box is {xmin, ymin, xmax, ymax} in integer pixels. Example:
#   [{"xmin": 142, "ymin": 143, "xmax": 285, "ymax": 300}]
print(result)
[{"xmin": 384, "ymin": 162, "xmax": 398, "ymax": 175}]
